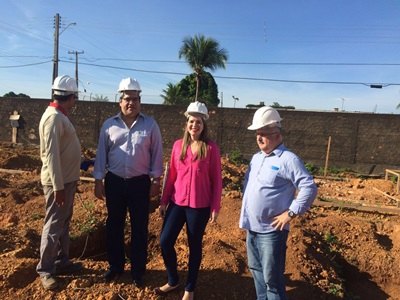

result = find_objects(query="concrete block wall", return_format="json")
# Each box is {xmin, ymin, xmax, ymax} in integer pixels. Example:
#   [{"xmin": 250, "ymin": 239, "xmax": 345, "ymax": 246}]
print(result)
[{"xmin": 1, "ymin": 97, "xmax": 399, "ymax": 173}]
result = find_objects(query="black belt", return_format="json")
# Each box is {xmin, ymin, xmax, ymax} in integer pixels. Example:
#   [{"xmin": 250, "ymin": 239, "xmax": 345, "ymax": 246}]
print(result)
[{"xmin": 107, "ymin": 171, "xmax": 149, "ymax": 182}]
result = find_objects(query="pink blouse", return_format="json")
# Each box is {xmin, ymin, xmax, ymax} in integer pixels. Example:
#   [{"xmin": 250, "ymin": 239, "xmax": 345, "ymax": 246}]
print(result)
[{"xmin": 161, "ymin": 139, "xmax": 222, "ymax": 213}]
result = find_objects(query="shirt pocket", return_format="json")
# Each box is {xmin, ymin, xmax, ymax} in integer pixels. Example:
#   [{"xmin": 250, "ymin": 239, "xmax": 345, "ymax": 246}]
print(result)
[
  {"xmin": 257, "ymin": 165, "xmax": 280, "ymax": 186},
  {"xmin": 131, "ymin": 130, "xmax": 149, "ymax": 146}
]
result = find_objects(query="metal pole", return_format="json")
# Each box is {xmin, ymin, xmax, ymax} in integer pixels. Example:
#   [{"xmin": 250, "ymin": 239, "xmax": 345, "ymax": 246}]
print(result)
[{"xmin": 52, "ymin": 13, "xmax": 60, "ymax": 84}]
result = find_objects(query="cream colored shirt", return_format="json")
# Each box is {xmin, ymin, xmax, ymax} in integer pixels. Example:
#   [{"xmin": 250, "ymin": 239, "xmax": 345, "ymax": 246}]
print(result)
[{"xmin": 39, "ymin": 106, "xmax": 81, "ymax": 190}]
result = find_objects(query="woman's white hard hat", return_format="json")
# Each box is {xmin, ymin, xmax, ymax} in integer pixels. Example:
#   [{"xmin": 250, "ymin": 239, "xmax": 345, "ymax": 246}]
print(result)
[
  {"xmin": 118, "ymin": 77, "xmax": 141, "ymax": 92},
  {"xmin": 52, "ymin": 75, "xmax": 78, "ymax": 96},
  {"xmin": 184, "ymin": 101, "xmax": 209, "ymax": 120},
  {"xmin": 248, "ymin": 106, "xmax": 282, "ymax": 130}
]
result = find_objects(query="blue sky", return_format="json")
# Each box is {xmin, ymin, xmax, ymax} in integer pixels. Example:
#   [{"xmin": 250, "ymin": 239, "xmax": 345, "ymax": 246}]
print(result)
[{"xmin": 1, "ymin": 0, "xmax": 400, "ymax": 113}]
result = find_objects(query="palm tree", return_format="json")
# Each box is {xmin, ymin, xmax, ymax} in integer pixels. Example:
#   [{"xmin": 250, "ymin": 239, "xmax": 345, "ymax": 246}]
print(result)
[
  {"xmin": 179, "ymin": 34, "xmax": 228, "ymax": 102},
  {"xmin": 160, "ymin": 83, "xmax": 183, "ymax": 105}
]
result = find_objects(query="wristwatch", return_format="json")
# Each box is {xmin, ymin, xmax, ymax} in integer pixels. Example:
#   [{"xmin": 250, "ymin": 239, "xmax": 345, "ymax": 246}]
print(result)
[{"xmin": 288, "ymin": 210, "xmax": 297, "ymax": 218}]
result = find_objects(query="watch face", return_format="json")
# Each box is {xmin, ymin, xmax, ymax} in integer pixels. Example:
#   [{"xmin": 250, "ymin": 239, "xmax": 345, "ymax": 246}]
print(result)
[{"xmin": 288, "ymin": 210, "xmax": 295, "ymax": 217}]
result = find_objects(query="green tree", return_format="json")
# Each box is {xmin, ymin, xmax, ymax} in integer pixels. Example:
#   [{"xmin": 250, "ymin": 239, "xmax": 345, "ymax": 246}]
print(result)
[
  {"xmin": 3, "ymin": 91, "xmax": 30, "ymax": 98},
  {"xmin": 161, "ymin": 72, "xmax": 220, "ymax": 106},
  {"xmin": 92, "ymin": 94, "xmax": 109, "ymax": 102},
  {"xmin": 179, "ymin": 72, "xmax": 219, "ymax": 106},
  {"xmin": 161, "ymin": 83, "xmax": 184, "ymax": 105},
  {"xmin": 271, "ymin": 102, "xmax": 295, "ymax": 109},
  {"xmin": 178, "ymin": 34, "xmax": 228, "ymax": 102}
]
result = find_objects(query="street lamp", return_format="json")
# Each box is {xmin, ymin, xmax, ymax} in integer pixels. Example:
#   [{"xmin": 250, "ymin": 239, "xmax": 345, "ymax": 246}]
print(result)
[
  {"xmin": 60, "ymin": 22, "xmax": 76, "ymax": 35},
  {"xmin": 52, "ymin": 13, "xmax": 76, "ymax": 83},
  {"xmin": 232, "ymin": 96, "xmax": 239, "ymax": 108},
  {"xmin": 340, "ymin": 98, "xmax": 346, "ymax": 111}
]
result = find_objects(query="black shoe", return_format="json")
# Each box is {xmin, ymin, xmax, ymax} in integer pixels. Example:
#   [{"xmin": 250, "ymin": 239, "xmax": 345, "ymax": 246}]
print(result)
[{"xmin": 104, "ymin": 270, "xmax": 123, "ymax": 282}]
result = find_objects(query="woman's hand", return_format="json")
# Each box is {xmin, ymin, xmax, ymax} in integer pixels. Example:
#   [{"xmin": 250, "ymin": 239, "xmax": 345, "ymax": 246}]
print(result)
[
  {"xmin": 210, "ymin": 211, "xmax": 219, "ymax": 223},
  {"xmin": 159, "ymin": 204, "xmax": 167, "ymax": 218}
]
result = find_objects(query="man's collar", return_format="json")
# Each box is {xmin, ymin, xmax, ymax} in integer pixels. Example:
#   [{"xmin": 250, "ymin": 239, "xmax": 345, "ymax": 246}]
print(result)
[
  {"xmin": 262, "ymin": 143, "xmax": 285, "ymax": 157},
  {"xmin": 48, "ymin": 102, "xmax": 68, "ymax": 116},
  {"xmin": 115, "ymin": 111, "xmax": 144, "ymax": 120}
]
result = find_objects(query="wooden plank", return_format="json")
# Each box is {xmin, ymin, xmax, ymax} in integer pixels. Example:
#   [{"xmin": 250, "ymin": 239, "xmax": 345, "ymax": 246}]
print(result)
[
  {"xmin": 385, "ymin": 169, "xmax": 400, "ymax": 194},
  {"xmin": 0, "ymin": 168, "xmax": 29, "ymax": 174},
  {"xmin": 372, "ymin": 187, "xmax": 400, "ymax": 207},
  {"xmin": 80, "ymin": 176, "xmax": 95, "ymax": 182}
]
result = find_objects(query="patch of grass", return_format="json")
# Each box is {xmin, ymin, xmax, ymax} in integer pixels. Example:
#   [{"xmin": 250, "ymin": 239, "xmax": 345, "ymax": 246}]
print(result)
[
  {"xmin": 76, "ymin": 216, "xmax": 98, "ymax": 235},
  {"xmin": 30, "ymin": 213, "xmax": 43, "ymax": 221},
  {"xmin": 324, "ymin": 232, "xmax": 338, "ymax": 245},
  {"xmin": 308, "ymin": 164, "xmax": 354, "ymax": 177},
  {"xmin": 389, "ymin": 175, "xmax": 398, "ymax": 184},
  {"xmin": 323, "ymin": 231, "xmax": 343, "ymax": 256},
  {"xmin": 328, "ymin": 283, "xmax": 344, "ymax": 297},
  {"xmin": 228, "ymin": 149, "xmax": 248, "ymax": 165},
  {"xmin": 73, "ymin": 199, "xmax": 99, "ymax": 236}
]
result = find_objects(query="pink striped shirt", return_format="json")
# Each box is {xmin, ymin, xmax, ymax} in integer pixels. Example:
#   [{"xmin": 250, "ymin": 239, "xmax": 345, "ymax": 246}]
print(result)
[{"xmin": 161, "ymin": 139, "xmax": 222, "ymax": 213}]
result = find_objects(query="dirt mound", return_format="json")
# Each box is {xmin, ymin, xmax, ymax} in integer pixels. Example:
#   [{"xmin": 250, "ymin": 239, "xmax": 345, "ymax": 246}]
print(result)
[{"xmin": 0, "ymin": 143, "xmax": 400, "ymax": 299}]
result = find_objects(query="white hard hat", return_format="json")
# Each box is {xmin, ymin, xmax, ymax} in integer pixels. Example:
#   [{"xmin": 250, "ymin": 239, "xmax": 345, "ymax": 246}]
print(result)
[
  {"xmin": 52, "ymin": 75, "xmax": 78, "ymax": 96},
  {"xmin": 184, "ymin": 101, "xmax": 209, "ymax": 120},
  {"xmin": 248, "ymin": 106, "xmax": 282, "ymax": 130},
  {"xmin": 118, "ymin": 77, "xmax": 141, "ymax": 92}
]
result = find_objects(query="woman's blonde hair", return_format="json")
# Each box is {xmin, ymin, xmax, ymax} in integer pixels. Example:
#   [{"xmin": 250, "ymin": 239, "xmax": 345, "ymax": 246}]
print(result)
[{"xmin": 180, "ymin": 116, "xmax": 209, "ymax": 161}]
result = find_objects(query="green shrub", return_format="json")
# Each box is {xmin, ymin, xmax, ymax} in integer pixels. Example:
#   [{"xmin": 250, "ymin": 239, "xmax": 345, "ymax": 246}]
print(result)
[
  {"xmin": 305, "ymin": 163, "xmax": 318, "ymax": 175},
  {"xmin": 229, "ymin": 149, "xmax": 246, "ymax": 165}
]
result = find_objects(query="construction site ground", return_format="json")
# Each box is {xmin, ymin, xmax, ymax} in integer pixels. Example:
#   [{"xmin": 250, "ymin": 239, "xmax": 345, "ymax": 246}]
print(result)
[{"xmin": 0, "ymin": 142, "xmax": 400, "ymax": 300}]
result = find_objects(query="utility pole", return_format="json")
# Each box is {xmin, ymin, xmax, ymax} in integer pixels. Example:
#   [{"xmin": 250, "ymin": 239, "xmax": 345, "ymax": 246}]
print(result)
[
  {"xmin": 52, "ymin": 13, "xmax": 76, "ymax": 88},
  {"xmin": 52, "ymin": 13, "xmax": 60, "ymax": 84},
  {"xmin": 68, "ymin": 50, "xmax": 84, "ymax": 89}
]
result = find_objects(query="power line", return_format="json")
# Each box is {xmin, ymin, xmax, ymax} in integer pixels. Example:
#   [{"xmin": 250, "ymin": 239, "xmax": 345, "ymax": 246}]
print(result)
[
  {"xmin": 3, "ymin": 54, "xmax": 400, "ymax": 66},
  {"xmin": 76, "ymin": 58, "xmax": 400, "ymax": 66},
  {"xmin": 60, "ymin": 59, "xmax": 400, "ymax": 87},
  {"xmin": 1, "ymin": 58, "xmax": 399, "ymax": 88},
  {"xmin": 0, "ymin": 60, "xmax": 52, "ymax": 68},
  {"xmin": 0, "ymin": 55, "xmax": 53, "ymax": 59}
]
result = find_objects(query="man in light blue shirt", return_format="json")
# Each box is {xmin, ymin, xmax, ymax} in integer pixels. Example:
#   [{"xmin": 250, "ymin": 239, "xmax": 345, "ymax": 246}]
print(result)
[
  {"xmin": 93, "ymin": 77, "xmax": 163, "ymax": 287},
  {"xmin": 240, "ymin": 106, "xmax": 317, "ymax": 300}
]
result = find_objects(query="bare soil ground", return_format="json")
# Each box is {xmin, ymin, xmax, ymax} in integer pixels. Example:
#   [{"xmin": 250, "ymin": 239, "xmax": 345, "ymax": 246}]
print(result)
[{"xmin": 1, "ymin": 142, "xmax": 400, "ymax": 300}]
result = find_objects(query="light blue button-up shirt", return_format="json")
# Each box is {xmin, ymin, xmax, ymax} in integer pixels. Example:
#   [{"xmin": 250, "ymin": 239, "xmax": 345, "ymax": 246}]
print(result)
[
  {"xmin": 93, "ymin": 112, "xmax": 163, "ymax": 180},
  {"xmin": 239, "ymin": 143, "xmax": 317, "ymax": 233}
]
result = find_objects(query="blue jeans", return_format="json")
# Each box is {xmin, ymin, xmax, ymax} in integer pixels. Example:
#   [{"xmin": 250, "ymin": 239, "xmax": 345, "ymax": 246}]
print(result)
[
  {"xmin": 246, "ymin": 230, "xmax": 289, "ymax": 300},
  {"xmin": 160, "ymin": 202, "xmax": 210, "ymax": 292}
]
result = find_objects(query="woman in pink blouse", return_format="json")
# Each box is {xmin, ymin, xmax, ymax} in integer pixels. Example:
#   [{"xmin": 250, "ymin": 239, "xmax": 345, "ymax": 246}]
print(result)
[{"xmin": 154, "ymin": 101, "xmax": 222, "ymax": 300}]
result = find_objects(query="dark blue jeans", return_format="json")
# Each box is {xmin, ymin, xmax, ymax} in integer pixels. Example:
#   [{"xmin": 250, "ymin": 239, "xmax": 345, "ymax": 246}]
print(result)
[
  {"xmin": 104, "ymin": 172, "xmax": 150, "ymax": 279},
  {"xmin": 160, "ymin": 202, "xmax": 210, "ymax": 292}
]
